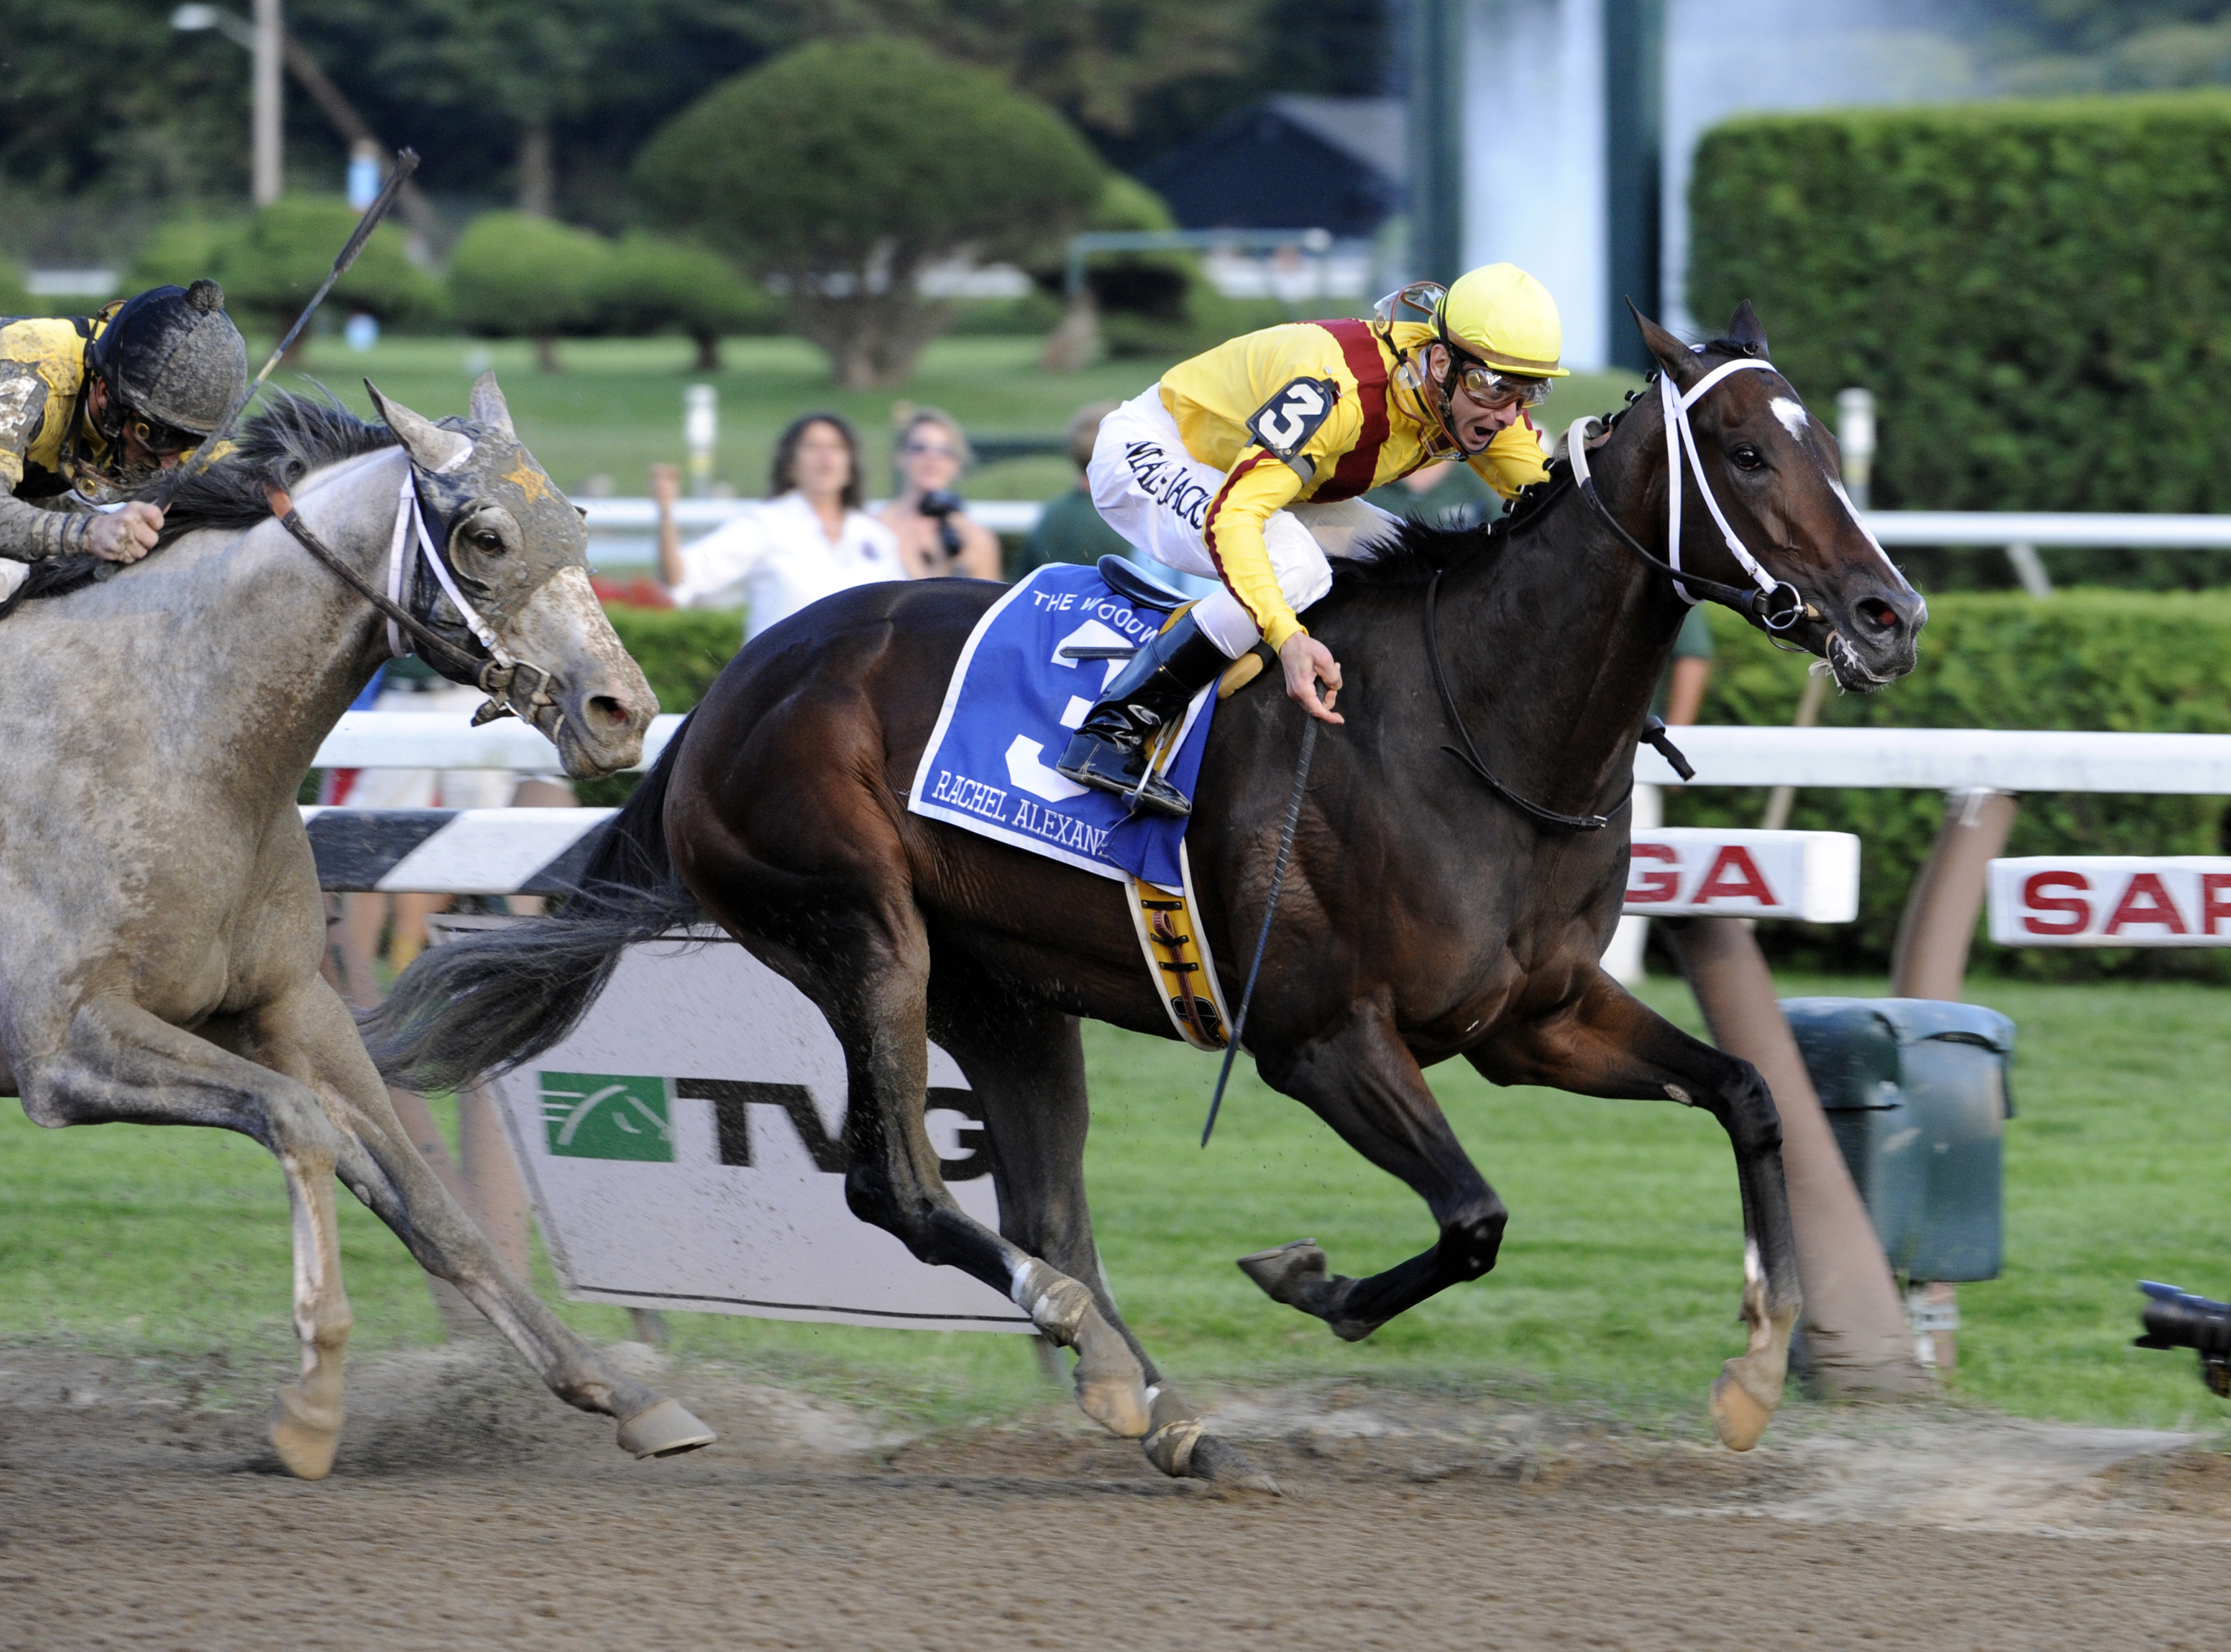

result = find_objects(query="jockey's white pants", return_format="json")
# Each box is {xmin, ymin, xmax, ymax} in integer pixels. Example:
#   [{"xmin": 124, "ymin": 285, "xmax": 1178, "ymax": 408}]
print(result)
[{"xmin": 1088, "ymin": 384, "xmax": 1402, "ymax": 659}]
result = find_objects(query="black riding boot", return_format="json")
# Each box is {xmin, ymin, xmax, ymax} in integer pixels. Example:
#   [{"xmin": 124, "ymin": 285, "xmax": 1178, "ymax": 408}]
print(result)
[{"xmin": 1056, "ymin": 610, "xmax": 1230, "ymax": 817}]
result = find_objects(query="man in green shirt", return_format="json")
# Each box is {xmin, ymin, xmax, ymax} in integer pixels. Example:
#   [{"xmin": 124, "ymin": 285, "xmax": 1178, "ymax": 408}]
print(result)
[{"xmin": 1014, "ymin": 402, "xmax": 1133, "ymax": 576}]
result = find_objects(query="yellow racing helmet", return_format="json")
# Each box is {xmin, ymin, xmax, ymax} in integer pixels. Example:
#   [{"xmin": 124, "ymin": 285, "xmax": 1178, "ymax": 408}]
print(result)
[
  {"xmin": 1374, "ymin": 262, "xmax": 1568, "ymax": 454},
  {"xmin": 1438, "ymin": 263, "xmax": 1568, "ymax": 378}
]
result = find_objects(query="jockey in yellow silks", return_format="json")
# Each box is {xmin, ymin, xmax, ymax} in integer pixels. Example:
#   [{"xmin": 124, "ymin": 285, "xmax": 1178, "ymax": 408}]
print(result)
[{"xmin": 1057, "ymin": 262, "xmax": 1568, "ymax": 816}]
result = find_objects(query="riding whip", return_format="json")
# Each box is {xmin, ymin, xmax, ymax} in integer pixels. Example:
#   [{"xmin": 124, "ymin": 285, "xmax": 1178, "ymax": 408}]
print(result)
[
  {"xmin": 157, "ymin": 148, "xmax": 421, "ymax": 507},
  {"xmin": 1201, "ymin": 715, "xmax": 1318, "ymax": 1148}
]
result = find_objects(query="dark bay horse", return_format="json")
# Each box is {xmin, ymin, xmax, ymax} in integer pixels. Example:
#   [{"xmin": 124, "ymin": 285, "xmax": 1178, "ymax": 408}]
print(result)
[{"xmin": 368, "ymin": 309, "xmax": 1924, "ymax": 1490}]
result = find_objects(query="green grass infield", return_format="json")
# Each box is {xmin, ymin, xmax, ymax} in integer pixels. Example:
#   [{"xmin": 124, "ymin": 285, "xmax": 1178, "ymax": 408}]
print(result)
[{"xmin": 3, "ymin": 973, "xmax": 2225, "ymax": 1438}]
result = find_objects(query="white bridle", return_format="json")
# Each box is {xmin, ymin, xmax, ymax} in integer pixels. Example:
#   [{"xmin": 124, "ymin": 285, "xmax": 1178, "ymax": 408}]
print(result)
[
  {"xmin": 1655, "ymin": 358, "xmax": 1783, "ymax": 608},
  {"xmin": 382, "ymin": 465, "xmax": 514, "ymax": 668}
]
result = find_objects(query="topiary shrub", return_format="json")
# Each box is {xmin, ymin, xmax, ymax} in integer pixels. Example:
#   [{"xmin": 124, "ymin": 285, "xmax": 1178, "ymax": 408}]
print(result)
[
  {"xmin": 445, "ymin": 211, "xmax": 611, "ymax": 371},
  {"xmin": 126, "ymin": 219, "xmax": 234, "ymax": 294},
  {"xmin": 1689, "ymin": 91, "xmax": 2231, "ymax": 590},
  {"xmin": 634, "ymin": 37, "xmax": 1106, "ymax": 389},
  {"xmin": 585, "ymin": 232, "xmax": 780, "ymax": 370},
  {"xmin": 208, "ymin": 197, "xmax": 438, "ymax": 347}
]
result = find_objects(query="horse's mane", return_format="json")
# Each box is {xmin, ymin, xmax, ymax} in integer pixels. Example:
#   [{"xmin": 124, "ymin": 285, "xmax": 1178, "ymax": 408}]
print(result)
[
  {"xmin": 1327, "ymin": 375, "xmax": 1657, "ymax": 597},
  {"xmin": 0, "ymin": 390, "xmax": 399, "ymax": 617},
  {"xmin": 161, "ymin": 389, "xmax": 401, "ymax": 538}
]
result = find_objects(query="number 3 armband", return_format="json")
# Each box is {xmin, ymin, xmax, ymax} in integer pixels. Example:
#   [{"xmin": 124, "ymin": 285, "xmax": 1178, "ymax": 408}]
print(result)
[{"xmin": 1245, "ymin": 377, "xmax": 1339, "ymax": 478}]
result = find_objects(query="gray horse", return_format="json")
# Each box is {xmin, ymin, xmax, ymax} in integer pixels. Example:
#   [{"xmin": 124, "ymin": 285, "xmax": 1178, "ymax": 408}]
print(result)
[{"xmin": 0, "ymin": 375, "xmax": 714, "ymax": 1477}]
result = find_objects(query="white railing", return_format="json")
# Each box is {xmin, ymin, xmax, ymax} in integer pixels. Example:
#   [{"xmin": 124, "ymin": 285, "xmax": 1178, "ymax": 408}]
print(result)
[
  {"xmin": 581, "ymin": 499, "xmax": 2231, "ymax": 549},
  {"xmin": 314, "ymin": 714, "xmax": 2231, "ymax": 795},
  {"xmin": 1632, "ymin": 727, "xmax": 2231, "ymax": 794},
  {"xmin": 582, "ymin": 498, "xmax": 1042, "ymax": 535}
]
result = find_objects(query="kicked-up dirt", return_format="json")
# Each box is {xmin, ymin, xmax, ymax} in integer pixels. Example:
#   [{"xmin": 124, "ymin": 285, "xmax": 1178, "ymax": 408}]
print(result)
[{"xmin": 3, "ymin": 1339, "xmax": 2229, "ymax": 1651}]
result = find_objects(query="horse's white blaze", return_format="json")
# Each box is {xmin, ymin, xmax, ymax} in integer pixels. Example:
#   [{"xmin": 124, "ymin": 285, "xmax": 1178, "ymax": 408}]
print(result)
[
  {"xmin": 1770, "ymin": 396, "xmax": 1809, "ymax": 442},
  {"xmin": 1825, "ymin": 473, "xmax": 1919, "ymax": 594}
]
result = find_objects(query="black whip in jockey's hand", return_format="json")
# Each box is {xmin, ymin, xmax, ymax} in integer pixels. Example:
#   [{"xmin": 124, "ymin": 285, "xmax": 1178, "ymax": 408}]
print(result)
[
  {"xmin": 1202, "ymin": 715, "xmax": 1319, "ymax": 1148},
  {"xmin": 156, "ymin": 149, "xmax": 422, "ymax": 509},
  {"xmin": 1, "ymin": 152, "xmax": 425, "ymax": 622}
]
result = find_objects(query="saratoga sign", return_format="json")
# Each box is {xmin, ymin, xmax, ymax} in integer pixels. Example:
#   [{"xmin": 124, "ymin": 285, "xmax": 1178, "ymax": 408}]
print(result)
[
  {"xmin": 1988, "ymin": 857, "xmax": 2231, "ymax": 947},
  {"xmin": 1622, "ymin": 829, "xmax": 1860, "ymax": 922}
]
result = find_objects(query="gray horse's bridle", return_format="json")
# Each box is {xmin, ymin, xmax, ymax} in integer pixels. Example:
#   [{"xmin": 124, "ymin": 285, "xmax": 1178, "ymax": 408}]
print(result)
[{"xmin": 267, "ymin": 473, "xmax": 566, "ymax": 736}]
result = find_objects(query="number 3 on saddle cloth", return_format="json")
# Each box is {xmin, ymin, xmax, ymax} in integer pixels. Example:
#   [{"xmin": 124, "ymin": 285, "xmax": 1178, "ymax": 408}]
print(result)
[{"xmin": 907, "ymin": 558, "xmax": 1268, "ymax": 1051}]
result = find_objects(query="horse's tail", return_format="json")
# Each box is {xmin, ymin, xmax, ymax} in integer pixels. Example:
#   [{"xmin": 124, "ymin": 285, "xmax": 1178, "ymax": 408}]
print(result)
[{"xmin": 359, "ymin": 713, "xmax": 704, "ymax": 1094}]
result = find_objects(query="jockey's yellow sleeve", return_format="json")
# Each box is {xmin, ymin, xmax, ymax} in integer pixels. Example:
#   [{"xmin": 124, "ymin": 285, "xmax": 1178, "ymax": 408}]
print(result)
[{"xmin": 1159, "ymin": 319, "xmax": 1548, "ymax": 650}]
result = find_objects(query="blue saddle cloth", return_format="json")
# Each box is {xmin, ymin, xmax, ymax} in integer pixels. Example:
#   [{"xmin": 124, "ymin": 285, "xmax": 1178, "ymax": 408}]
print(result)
[{"xmin": 907, "ymin": 561, "xmax": 1214, "ymax": 886}]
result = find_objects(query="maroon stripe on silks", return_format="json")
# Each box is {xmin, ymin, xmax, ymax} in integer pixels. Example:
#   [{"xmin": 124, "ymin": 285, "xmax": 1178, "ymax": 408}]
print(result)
[
  {"xmin": 1309, "ymin": 317, "xmax": 1391, "ymax": 503},
  {"xmin": 1203, "ymin": 450, "xmax": 1274, "ymax": 630}
]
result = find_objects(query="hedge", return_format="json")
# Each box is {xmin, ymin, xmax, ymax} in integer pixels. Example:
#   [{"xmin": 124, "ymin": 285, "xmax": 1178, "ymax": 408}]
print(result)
[
  {"xmin": 1665, "ymin": 591, "xmax": 2231, "ymax": 979},
  {"xmin": 1688, "ymin": 93, "xmax": 2231, "ymax": 590},
  {"xmin": 445, "ymin": 213, "xmax": 608, "ymax": 356}
]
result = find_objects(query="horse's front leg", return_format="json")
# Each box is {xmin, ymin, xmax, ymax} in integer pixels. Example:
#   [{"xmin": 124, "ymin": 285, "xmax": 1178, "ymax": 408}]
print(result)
[
  {"xmin": 1241, "ymin": 997, "xmax": 1510, "ymax": 1340},
  {"xmin": 257, "ymin": 977, "xmax": 716, "ymax": 1462},
  {"xmin": 1475, "ymin": 967, "xmax": 1803, "ymax": 1452},
  {"xmin": 19, "ymin": 994, "xmax": 359, "ymax": 1478}
]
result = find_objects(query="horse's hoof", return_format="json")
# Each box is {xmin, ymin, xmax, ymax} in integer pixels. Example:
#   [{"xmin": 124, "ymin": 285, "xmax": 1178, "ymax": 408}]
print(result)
[
  {"xmin": 1709, "ymin": 1363, "xmax": 1776, "ymax": 1452},
  {"xmin": 1184, "ymin": 1433, "xmax": 1283, "ymax": 1495},
  {"xmin": 1238, "ymin": 1239, "xmax": 1327, "ymax": 1307},
  {"xmin": 268, "ymin": 1385, "xmax": 343, "ymax": 1480},
  {"xmin": 1071, "ymin": 1309, "xmax": 1151, "ymax": 1437},
  {"xmin": 617, "ymin": 1396, "xmax": 716, "ymax": 1459},
  {"xmin": 1073, "ymin": 1356, "xmax": 1152, "ymax": 1438},
  {"xmin": 1142, "ymin": 1414, "xmax": 1281, "ymax": 1493}
]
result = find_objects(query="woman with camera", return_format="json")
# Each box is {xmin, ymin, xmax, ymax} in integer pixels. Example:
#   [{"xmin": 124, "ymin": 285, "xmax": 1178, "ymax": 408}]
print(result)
[{"xmin": 878, "ymin": 407, "xmax": 1002, "ymax": 581}]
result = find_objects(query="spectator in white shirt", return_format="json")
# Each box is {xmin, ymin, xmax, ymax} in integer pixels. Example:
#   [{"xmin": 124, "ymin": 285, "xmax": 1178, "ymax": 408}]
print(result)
[{"xmin": 660, "ymin": 411, "xmax": 901, "ymax": 641}]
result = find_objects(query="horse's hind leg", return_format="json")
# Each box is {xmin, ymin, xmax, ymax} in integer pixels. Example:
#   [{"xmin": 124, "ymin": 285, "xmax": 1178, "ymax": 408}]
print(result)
[
  {"xmin": 1478, "ymin": 969, "xmax": 1804, "ymax": 1451},
  {"xmin": 258, "ymin": 977, "xmax": 715, "ymax": 1461},
  {"xmin": 749, "ymin": 895, "xmax": 1151, "ymax": 1438},
  {"xmin": 22, "ymin": 996, "xmax": 358, "ymax": 1478},
  {"xmin": 1242, "ymin": 998, "xmax": 1511, "ymax": 1340},
  {"xmin": 928, "ymin": 978, "xmax": 1278, "ymax": 1492}
]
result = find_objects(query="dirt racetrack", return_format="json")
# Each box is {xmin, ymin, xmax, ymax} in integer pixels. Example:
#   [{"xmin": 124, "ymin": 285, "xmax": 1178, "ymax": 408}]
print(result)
[{"xmin": 5, "ymin": 1339, "xmax": 2231, "ymax": 1651}]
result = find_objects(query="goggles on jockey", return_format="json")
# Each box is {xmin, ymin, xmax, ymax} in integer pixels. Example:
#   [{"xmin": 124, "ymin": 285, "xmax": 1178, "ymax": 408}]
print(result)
[
  {"xmin": 117, "ymin": 410, "xmax": 202, "ymax": 457},
  {"xmin": 1450, "ymin": 358, "xmax": 1552, "ymax": 410}
]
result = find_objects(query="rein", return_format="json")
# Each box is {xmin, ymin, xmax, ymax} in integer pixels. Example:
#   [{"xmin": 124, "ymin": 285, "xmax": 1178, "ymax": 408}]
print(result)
[
  {"xmin": 1424, "ymin": 567, "xmax": 1627, "ymax": 832},
  {"xmin": 265, "ymin": 478, "xmax": 561, "ymax": 730}
]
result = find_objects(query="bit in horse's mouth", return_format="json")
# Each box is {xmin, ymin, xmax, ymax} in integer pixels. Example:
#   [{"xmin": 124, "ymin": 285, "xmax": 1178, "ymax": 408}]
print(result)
[{"xmin": 1826, "ymin": 630, "xmax": 1894, "ymax": 693}]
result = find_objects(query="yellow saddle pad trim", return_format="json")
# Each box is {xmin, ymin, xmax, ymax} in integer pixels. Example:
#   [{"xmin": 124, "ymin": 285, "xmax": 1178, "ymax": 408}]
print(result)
[{"xmin": 1123, "ymin": 842, "xmax": 1233, "ymax": 1052}]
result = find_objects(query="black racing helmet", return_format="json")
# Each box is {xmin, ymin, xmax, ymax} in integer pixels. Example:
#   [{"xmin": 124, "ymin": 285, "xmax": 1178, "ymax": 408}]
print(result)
[{"xmin": 88, "ymin": 278, "xmax": 248, "ymax": 449}]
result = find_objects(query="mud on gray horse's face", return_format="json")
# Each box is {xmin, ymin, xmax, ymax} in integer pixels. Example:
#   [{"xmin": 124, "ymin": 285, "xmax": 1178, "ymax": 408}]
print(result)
[{"xmin": 364, "ymin": 373, "xmax": 656, "ymax": 777}]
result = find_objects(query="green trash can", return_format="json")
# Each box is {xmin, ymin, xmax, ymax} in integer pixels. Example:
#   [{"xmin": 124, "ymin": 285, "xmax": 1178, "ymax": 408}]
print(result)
[{"xmin": 1779, "ymin": 998, "xmax": 2014, "ymax": 1283}]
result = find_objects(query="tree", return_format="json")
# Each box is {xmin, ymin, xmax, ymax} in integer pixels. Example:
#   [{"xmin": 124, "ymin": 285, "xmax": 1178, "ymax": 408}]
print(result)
[
  {"xmin": 324, "ymin": 0, "xmax": 698, "ymax": 217},
  {"xmin": 200, "ymin": 197, "xmax": 439, "ymax": 354},
  {"xmin": 587, "ymin": 233, "xmax": 780, "ymax": 371},
  {"xmin": 635, "ymin": 38, "xmax": 1106, "ymax": 388},
  {"xmin": 738, "ymin": 0, "xmax": 1264, "ymax": 142},
  {"xmin": 445, "ymin": 211, "xmax": 608, "ymax": 370}
]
